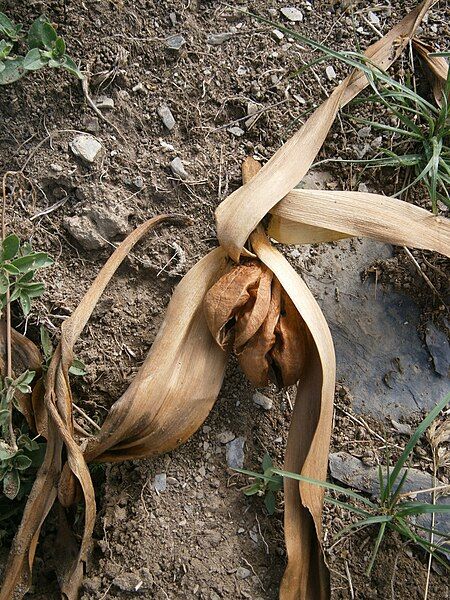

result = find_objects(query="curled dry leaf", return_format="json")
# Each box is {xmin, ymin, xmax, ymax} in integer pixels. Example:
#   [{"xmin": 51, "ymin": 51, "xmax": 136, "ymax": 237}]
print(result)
[
  {"xmin": 413, "ymin": 38, "xmax": 449, "ymax": 106},
  {"xmin": 204, "ymin": 262, "xmax": 310, "ymax": 387}
]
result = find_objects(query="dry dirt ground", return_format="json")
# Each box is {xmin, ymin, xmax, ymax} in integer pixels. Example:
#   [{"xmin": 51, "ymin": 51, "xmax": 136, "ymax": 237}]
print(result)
[{"xmin": 0, "ymin": 1, "xmax": 449, "ymax": 599}]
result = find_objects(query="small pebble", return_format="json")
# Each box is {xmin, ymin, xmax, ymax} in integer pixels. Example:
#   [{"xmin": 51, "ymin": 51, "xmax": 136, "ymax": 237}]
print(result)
[
  {"xmin": 226, "ymin": 437, "xmax": 245, "ymax": 469},
  {"xmin": 157, "ymin": 104, "xmax": 176, "ymax": 130},
  {"xmin": 132, "ymin": 82, "xmax": 145, "ymax": 93},
  {"xmin": 69, "ymin": 134, "xmax": 103, "ymax": 164},
  {"xmin": 165, "ymin": 34, "xmax": 186, "ymax": 50},
  {"xmin": 153, "ymin": 473, "xmax": 167, "ymax": 492},
  {"xmin": 170, "ymin": 157, "xmax": 188, "ymax": 180},
  {"xmin": 281, "ymin": 7, "xmax": 303, "ymax": 22},
  {"xmin": 50, "ymin": 163, "xmax": 63, "ymax": 173},
  {"xmin": 207, "ymin": 32, "xmax": 234, "ymax": 45},
  {"xmin": 272, "ymin": 29, "xmax": 284, "ymax": 41},
  {"xmin": 252, "ymin": 391, "xmax": 273, "ymax": 410},
  {"xmin": 368, "ymin": 11, "xmax": 380, "ymax": 26},
  {"xmin": 217, "ymin": 431, "xmax": 235, "ymax": 444},
  {"xmin": 236, "ymin": 567, "xmax": 251, "ymax": 580},
  {"xmin": 95, "ymin": 96, "xmax": 114, "ymax": 109},
  {"xmin": 228, "ymin": 126, "xmax": 245, "ymax": 137},
  {"xmin": 325, "ymin": 65, "xmax": 337, "ymax": 80}
]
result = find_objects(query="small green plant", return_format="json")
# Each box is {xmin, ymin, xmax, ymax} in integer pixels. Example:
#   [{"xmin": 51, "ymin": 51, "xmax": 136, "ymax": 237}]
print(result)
[
  {"xmin": 0, "ymin": 235, "xmax": 52, "ymax": 503},
  {"xmin": 0, "ymin": 234, "xmax": 53, "ymax": 316},
  {"xmin": 241, "ymin": 452, "xmax": 282, "ymax": 515},
  {"xmin": 40, "ymin": 325, "xmax": 86, "ymax": 376},
  {"xmin": 236, "ymin": 392, "xmax": 450, "ymax": 575},
  {"xmin": 0, "ymin": 12, "xmax": 83, "ymax": 85}
]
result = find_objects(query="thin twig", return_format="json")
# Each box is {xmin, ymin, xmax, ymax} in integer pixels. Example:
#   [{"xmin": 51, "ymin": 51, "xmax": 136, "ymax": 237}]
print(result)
[
  {"xmin": 81, "ymin": 76, "xmax": 125, "ymax": 141},
  {"xmin": 336, "ymin": 405, "xmax": 403, "ymax": 450},
  {"xmin": 399, "ymin": 483, "xmax": 450, "ymax": 499},
  {"xmin": 73, "ymin": 402, "xmax": 101, "ymax": 431},
  {"xmin": 344, "ymin": 559, "xmax": 355, "ymax": 600},
  {"xmin": 402, "ymin": 246, "xmax": 448, "ymax": 308}
]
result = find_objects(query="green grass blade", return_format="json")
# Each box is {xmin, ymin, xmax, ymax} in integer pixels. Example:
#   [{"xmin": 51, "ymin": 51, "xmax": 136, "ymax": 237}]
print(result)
[
  {"xmin": 233, "ymin": 467, "xmax": 279, "ymax": 484},
  {"xmin": 366, "ymin": 521, "xmax": 387, "ymax": 575},
  {"xmin": 389, "ymin": 467, "xmax": 409, "ymax": 507},
  {"xmin": 350, "ymin": 116, "xmax": 423, "ymax": 140},
  {"xmin": 325, "ymin": 496, "xmax": 372, "ymax": 517},
  {"xmin": 334, "ymin": 515, "xmax": 392, "ymax": 541},
  {"xmin": 396, "ymin": 502, "xmax": 450, "ymax": 517},
  {"xmin": 388, "ymin": 392, "xmax": 450, "ymax": 491},
  {"xmin": 272, "ymin": 468, "xmax": 377, "ymax": 508}
]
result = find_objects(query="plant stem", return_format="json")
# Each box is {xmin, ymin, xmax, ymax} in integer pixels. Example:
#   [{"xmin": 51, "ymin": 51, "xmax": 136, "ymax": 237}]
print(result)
[{"xmin": 2, "ymin": 172, "xmax": 15, "ymax": 450}]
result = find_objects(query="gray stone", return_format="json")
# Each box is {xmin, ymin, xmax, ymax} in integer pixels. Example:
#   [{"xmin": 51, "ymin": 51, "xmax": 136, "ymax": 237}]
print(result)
[
  {"xmin": 391, "ymin": 419, "xmax": 412, "ymax": 436},
  {"xmin": 157, "ymin": 104, "xmax": 176, "ymax": 130},
  {"xmin": 165, "ymin": 34, "xmax": 186, "ymax": 50},
  {"xmin": 50, "ymin": 163, "xmax": 63, "ymax": 173},
  {"xmin": 95, "ymin": 95, "xmax": 114, "ymax": 109},
  {"xmin": 64, "ymin": 197, "xmax": 130, "ymax": 250},
  {"xmin": 272, "ymin": 29, "xmax": 284, "ymax": 41},
  {"xmin": 87, "ymin": 204, "xmax": 130, "ymax": 239},
  {"xmin": 325, "ymin": 65, "xmax": 337, "ymax": 80},
  {"xmin": 280, "ymin": 7, "xmax": 303, "ymax": 22},
  {"xmin": 368, "ymin": 11, "xmax": 380, "ymax": 26},
  {"xmin": 169, "ymin": 12, "xmax": 177, "ymax": 26},
  {"xmin": 207, "ymin": 32, "xmax": 234, "ymax": 45},
  {"xmin": 153, "ymin": 472, "xmax": 167, "ymax": 492},
  {"xmin": 69, "ymin": 134, "xmax": 103, "ymax": 164},
  {"xmin": 357, "ymin": 126, "xmax": 371, "ymax": 138},
  {"xmin": 132, "ymin": 175, "xmax": 144, "ymax": 190},
  {"xmin": 217, "ymin": 430, "xmax": 235, "ymax": 444},
  {"xmin": 226, "ymin": 436, "xmax": 245, "ymax": 469},
  {"xmin": 170, "ymin": 157, "xmax": 188, "ymax": 180},
  {"xmin": 81, "ymin": 115, "xmax": 100, "ymax": 133},
  {"xmin": 291, "ymin": 233, "xmax": 450, "ymax": 419},
  {"xmin": 132, "ymin": 82, "xmax": 145, "ymax": 93},
  {"xmin": 64, "ymin": 215, "xmax": 105, "ymax": 250},
  {"xmin": 236, "ymin": 567, "xmax": 251, "ymax": 579},
  {"xmin": 228, "ymin": 126, "xmax": 245, "ymax": 137},
  {"xmin": 252, "ymin": 391, "xmax": 273, "ymax": 410},
  {"xmin": 425, "ymin": 322, "xmax": 450, "ymax": 378}
]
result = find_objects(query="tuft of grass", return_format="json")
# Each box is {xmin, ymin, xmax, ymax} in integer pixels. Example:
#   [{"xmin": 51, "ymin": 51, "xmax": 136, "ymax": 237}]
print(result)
[
  {"xmin": 235, "ymin": 391, "xmax": 450, "ymax": 575},
  {"xmin": 247, "ymin": 9, "xmax": 450, "ymax": 213}
]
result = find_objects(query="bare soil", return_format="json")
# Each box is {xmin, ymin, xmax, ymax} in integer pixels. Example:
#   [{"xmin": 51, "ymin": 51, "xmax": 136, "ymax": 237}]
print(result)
[{"xmin": 0, "ymin": 1, "xmax": 449, "ymax": 599}]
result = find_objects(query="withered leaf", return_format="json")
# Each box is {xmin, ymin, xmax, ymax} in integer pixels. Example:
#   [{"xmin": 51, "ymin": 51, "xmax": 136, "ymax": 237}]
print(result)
[
  {"xmin": 271, "ymin": 289, "xmax": 310, "ymax": 387},
  {"xmin": 238, "ymin": 277, "xmax": 281, "ymax": 387},
  {"xmin": 203, "ymin": 259, "xmax": 271, "ymax": 348}
]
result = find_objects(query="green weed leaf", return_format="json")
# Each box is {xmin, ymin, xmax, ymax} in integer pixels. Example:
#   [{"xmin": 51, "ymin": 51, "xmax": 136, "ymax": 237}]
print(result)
[
  {"xmin": 69, "ymin": 359, "xmax": 87, "ymax": 377},
  {"xmin": 61, "ymin": 55, "xmax": 83, "ymax": 79},
  {"xmin": 28, "ymin": 16, "xmax": 53, "ymax": 50},
  {"xmin": 3, "ymin": 468, "xmax": 20, "ymax": 500},
  {"xmin": 40, "ymin": 326, "xmax": 53, "ymax": 361},
  {"xmin": 11, "ymin": 252, "xmax": 53, "ymax": 273},
  {"xmin": 23, "ymin": 48, "xmax": 47, "ymax": 71},
  {"xmin": 0, "ymin": 12, "xmax": 22, "ymax": 41},
  {"xmin": 264, "ymin": 490, "xmax": 276, "ymax": 515},
  {"xmin": 13, "ymin": 454, "xmax": 32, "ymax": 471},
  {"xmin": 19, "ymin": 293, "xmax": 31, "ymax": 316},
  {"xmin": 0, "ymin": 57, "xmax": 24, "ymax": 84},
  {"xmin": 2, "ymin": 234, "xmax": 20, "ymax": 261}
]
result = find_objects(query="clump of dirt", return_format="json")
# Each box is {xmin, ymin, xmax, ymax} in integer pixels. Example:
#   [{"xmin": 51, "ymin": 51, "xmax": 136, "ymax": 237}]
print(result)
[{"xmin": 0, "ymin": 0, "xmax": 449, "ymax": 599}]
